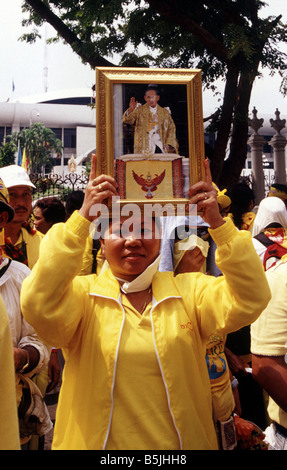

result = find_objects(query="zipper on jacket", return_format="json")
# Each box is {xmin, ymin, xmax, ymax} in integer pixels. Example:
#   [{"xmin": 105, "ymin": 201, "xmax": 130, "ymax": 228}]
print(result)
[
  {"xmin": 90, "ymin": 292, "xmax": 183, "ymax": 450},
  {"xmin": 89, "ymin": 293, "xmax": 126, "ymax": 450},
  {"xmin": 150, "ymin": 296, "xmax": 183, "ymax": 450}
]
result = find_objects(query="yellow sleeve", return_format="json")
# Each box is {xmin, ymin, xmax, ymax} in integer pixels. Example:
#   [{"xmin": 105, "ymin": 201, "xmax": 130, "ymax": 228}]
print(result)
[
  {"xmin": 78, "ymin": 231, "xmax": 103, "ymax": 276},
  {"xmin": 78, "ymin": 234, "xmax": 94, "ymax": 275},
  {"xmin": 180, "ymin": 218, "xmax": 271, "ymax": 339},
  {"xmin": 122, "ymin": 107, "xmax": 138, "ymax": 125},
  {"xmin": 251, "ymin": 265, "xmax": 287, "ymax": 356},
  {"xmin": 20, "ymin": 211, "xmax": 92, "ymax": 349}
]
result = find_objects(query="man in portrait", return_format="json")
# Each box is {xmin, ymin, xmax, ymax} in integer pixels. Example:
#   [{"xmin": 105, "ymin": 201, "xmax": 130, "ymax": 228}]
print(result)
[{"xmin": 122, "ymin": 85, "xmax": 179, "ymax": 155}]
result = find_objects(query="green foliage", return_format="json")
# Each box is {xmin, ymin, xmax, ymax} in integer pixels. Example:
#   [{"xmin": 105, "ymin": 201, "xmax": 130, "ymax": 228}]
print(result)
[
  {"xmin": 19, "ymin": 0, "xmax": 287, "ymax": 185},
  {"xmin": 20, "ymin": 1, "xmax": 287, "ymax": 91},
  {"xmin": 0, "ymin": 141, "xmax": 17, "ymax": 167},
  {"xmin": 10, "ymin": 122, "xmax": 62, "ymax": 173}
]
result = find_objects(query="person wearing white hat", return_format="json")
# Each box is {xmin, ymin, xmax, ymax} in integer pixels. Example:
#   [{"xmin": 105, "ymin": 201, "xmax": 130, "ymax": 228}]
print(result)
[
  {"xmin": 0, "ymin": 165, "xmax": 36, "ymax": 191},
  {"xmin": 0, "ymin": 175, "xmax": 51, "ymax": 449},
  {"xmin": 0, "ymin": 165, "xmax": 56, "ymax": 449},
  {"xmin": 0, "ymin": 165, "xmax": 43, "ymax": 269}
]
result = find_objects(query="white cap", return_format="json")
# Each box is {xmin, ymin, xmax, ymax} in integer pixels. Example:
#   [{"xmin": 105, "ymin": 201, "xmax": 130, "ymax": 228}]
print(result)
[{"xmin": 0, "ymin": 165, "xmax": 36, "ymax": 189}]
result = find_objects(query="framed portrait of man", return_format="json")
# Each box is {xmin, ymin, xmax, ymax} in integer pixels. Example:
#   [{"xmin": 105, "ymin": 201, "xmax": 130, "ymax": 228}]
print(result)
[{"xmin": 95, "ymin": 67, "xmax": 205, "ymax": 213}]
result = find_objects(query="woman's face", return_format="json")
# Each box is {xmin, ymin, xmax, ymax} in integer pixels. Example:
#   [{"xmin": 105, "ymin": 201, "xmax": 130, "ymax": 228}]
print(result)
[
  {"xmin": 33, "ymin": 207, "xmax": 52, "ymax": 234},
  {"xmin": 101, "ymin": 216, "xmax": 161, "ymax": 281}
]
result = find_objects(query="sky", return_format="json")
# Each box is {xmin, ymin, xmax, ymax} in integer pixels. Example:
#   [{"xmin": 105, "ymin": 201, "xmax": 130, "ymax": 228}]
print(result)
[{"xmin": 0, "ymin": 0, "xmax": 286, "ymax": 118}]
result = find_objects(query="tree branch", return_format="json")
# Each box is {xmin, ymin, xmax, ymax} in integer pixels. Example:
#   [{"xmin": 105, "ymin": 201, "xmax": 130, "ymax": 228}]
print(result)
[
  {"xmin": 24, "ymin": 0, "xmax": 115, "ymax": 68},
  {"xmin": 146, "ymin": 0, "xmax": 229, "ymax": 62}
]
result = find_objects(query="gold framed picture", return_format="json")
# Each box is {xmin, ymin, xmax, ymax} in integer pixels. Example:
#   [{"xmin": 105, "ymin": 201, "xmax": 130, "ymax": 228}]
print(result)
[{"xmin": 95, "ymin": 67, "xmax": 205, "ymax": 213}]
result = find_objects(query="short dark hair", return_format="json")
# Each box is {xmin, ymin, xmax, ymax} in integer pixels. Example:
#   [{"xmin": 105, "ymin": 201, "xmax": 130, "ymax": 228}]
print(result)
[
  {"xmin": 269, "ymin": 183, "xmax": 287, "ymax": 194},
  {"xmin": 227, "ymin": 182, "xmax": 255, "ymax": 230},
  {"xmin": 35, "ymin": 197, "xmax": 66, "ymax": 224},
  {"xmin": 65, "ymin": 190, "xmax": 85, "ymax": 218},
  {"xmin": 145, "ymin": 84, "xmax": 160, "ymax": 96}
]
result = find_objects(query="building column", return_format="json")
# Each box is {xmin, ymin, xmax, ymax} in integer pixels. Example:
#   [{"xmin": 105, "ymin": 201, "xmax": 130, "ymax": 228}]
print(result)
[
  {"xmin": 248, "ymin": 107, "xmax": 266, "ymax": 204},
  {"xmin": 269, "ymin": 109, "xmax": 287, "ymax": 184}
]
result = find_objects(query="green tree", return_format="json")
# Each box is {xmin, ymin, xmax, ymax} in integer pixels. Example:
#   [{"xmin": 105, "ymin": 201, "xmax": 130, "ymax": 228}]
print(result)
[
  {"xmin": 20, "ymin": 0, "xmax": 287, "ymax": 187},
  {"xmin": 0, "ymin": 141, "xmax": 17, "ymax": 167},
  {"xmin": 11, "ymin": 122, "xmax": 63, "ymax": 173}
]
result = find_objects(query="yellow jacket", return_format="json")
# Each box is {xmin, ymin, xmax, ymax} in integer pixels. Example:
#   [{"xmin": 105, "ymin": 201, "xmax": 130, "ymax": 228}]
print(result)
[
  {"xmin": 21, "ymin": 212, "xmax": 270, "ymax": 450},
  {"xmin": 2, "ymin": 226, "xmax": 43, "ymax": 270},
  {"xmin": 0, "ymin": 296, "xmax": 20, "ymax": 450}
]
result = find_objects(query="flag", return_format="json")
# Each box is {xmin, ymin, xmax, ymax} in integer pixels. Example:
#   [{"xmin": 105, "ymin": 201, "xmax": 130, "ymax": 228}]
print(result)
[
  {"xmin": 17, "ymin": 145, "xmax": 22, "ymax": 166},
  {"xmin": 21, "ymin": 148, "xmax": 28, "ymax": 170}
]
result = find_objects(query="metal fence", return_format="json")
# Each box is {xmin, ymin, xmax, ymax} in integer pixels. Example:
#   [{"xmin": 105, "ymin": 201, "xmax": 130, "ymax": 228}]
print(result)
[
  {"xmin": 239, "ymin": 170, "xmax": 276, "ymax": 197},
  {"xmin": 30, "ymin": 171, "xmax": 89, "ymax": 202},
  {"xmin": 29, "ymin": 167, "xmax": 275, "ymax": 205}
]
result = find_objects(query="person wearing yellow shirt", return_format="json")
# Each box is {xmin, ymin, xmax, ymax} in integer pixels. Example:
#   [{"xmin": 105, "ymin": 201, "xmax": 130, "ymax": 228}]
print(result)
[
  {"xmin": 20, "ymin": 158, "xmax": 271, "ymax": 450},
  {"xmin": 0, "ymin": 165, "xmax": 43, "ymax": 268},
  {"xmin": 227, "ymin": 182, "xmax": 256, "ymax": 232},
  {"xmin": 0, "ymin": 165, "xmax": 59, "ymax": 450},
  {"xmin": 0, "ymin": 175, "xmax": 52, "ymax": 448},
  {"xmin": 251, "ymin": 254, "xmax": 287, "ymax": 450},
  {"xmin": 160, "ymin": 215, "xmax": 237, "ymax": 449}
]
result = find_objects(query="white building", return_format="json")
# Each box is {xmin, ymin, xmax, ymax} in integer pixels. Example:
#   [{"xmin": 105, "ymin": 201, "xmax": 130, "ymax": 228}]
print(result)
[
  {"xmin": 1, "ymin": 89, "xmax": 286, "ymax": 185},
  {"xmin": 0, "ymin": 88, "xmax": 96, "ymax": 174}
]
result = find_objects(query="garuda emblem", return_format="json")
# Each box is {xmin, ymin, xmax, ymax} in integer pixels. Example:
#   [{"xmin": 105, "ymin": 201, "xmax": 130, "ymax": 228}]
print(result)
[{"xmin": 132, "ymin": 170, "xmax": 166, "ymax": 199}]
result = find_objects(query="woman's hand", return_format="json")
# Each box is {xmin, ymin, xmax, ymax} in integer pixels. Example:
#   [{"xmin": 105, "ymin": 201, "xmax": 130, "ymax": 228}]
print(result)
[
  {"xmin": 79, "ymin": 154, "xmax": 118, "ymax": 221},
  {"xmin": 187, "ymin": 159, "xmax": 225, "ymax": 230}
]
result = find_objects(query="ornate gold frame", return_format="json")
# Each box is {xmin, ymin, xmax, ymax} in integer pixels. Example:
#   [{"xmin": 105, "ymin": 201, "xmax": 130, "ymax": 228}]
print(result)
[{"xmin": 96, "ymin": 67, "xmax": 205, "ymax": 212}]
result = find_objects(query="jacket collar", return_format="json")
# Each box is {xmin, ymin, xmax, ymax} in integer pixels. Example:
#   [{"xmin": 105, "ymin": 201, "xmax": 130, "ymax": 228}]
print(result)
[
  {"xmin": 90, "ymin": 268, "xmax": 121, "ymax": 299},
  {"xmin": 90, "ymin": 268, "xmax": 181, "ymax": 304}
]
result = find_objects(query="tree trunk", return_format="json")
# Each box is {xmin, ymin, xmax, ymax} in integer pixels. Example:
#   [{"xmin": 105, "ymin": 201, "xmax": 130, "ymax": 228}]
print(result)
[
  {"xmin": 209, "ymin": 65, "xmax": 239, "ymax": 185},
  {"xmin": 219, "ymin": 72, "xmax": 255, "ymax": 188}
]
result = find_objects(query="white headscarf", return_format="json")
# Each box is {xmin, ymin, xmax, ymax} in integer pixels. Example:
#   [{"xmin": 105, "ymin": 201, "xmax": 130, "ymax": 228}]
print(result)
[
  {"xmin": 252, "ymin": 197, "xmax": 287, "ymax": 237},
  {"xmin": 159, "ymin": 215, "xmax": 209, "ymax": 272},
  {"xmin": 173, "ymin": 234, "xmax": 209, "ymax": 272}
]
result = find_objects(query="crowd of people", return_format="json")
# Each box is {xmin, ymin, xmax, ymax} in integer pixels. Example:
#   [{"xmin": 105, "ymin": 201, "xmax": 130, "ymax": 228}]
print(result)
[{"xmin": 0, "ymin": 157, "xmax": 286, "ymax": 451}]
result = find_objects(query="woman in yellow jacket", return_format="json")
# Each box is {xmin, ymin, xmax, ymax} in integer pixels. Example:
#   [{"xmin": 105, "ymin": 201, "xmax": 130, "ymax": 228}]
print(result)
[{"xmin": 20, "ymin": 159, "xmax": 271, "ymax": 450}]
